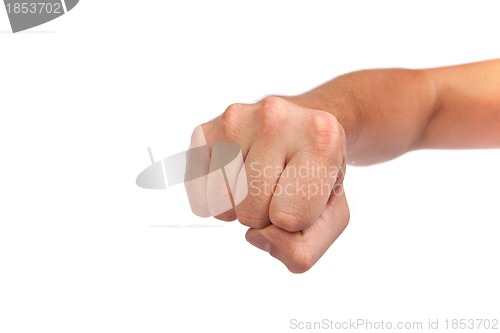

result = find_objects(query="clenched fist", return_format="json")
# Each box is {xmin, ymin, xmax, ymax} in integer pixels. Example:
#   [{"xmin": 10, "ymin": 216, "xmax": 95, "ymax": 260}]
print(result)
[{"xmin": 185, "ymin": 96, "xmax": 350, "ymax": 273}]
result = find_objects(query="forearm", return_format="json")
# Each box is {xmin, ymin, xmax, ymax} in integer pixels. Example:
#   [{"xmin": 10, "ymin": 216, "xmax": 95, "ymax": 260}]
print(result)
[
  {"xmin": 420, "ymin": 59, "xmax": 500, "ymax": 149},
  {"xmin": 285, "ymin": 59, "xmax": 500, "ymax": 165}
]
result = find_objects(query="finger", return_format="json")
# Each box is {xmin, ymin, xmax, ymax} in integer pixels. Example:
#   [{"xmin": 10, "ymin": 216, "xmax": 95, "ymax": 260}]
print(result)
[
  {"xmin": 211, "ymin": 144, "xmax": 247, "ymax": 222},
  {"xmin": 202, "ymin": 103, "xmax": 256, "ymax": 220},
  {"xmin": 269, "ymin": 152, "xmax": 342, "ymax": 232},
  {"xmin": 233, "ymin": 142, "xmax": 286, "ymax": 229},
  {"xmin": 246, "ymin": 189, "xmax": 350, "ymax": 273},
  {"xmin": 184, "ymin": 126, "xmax": 211, "ymax": 217},
  {"xmin": 206, "ymin": 142, "xmax": 245, "ymax": 218},
  {"xmin": 184, "ymin": 127, "xmax": 246, "ymax": 220}
]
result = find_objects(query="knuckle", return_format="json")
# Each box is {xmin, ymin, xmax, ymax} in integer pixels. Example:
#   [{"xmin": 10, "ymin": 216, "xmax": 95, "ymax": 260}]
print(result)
[
  {"xmin": 270, "ymin": 210, "xmax": 309, "ymax": 232},
  {"xmin": 312, "ymin": 110, "xmax": 338, "ymax": 131},
  {"xmin": 257, "ymin": 96, "xmax": 287, "ymax": 128},
  {"xmin": 219, "ymin": 103, "xmax": 243, "ymax": 134},
  {"xmin": 310, "ymin": 111, "xmax": 341, "ymax": 147},
  {"xmin": 224, "ymin": 103, "xmax": 243, "ymax": 115},
  {"xmin": 189, "ymin": 125, "xmax": 207, "ymax": 147},
  {"xmin": 260, "ymin": 95, "xmax": 286, "ymax": 111}
]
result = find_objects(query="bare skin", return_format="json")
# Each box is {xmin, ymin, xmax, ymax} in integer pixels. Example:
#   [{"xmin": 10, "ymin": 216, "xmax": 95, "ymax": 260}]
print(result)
[{"xmin": 188, "ymin": 59, "xmax": 500, "ymax": 273}]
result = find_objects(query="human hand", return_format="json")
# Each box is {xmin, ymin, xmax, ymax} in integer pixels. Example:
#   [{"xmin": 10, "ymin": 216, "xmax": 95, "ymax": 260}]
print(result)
[{"xmin": 185, "ymin": 97, "xmax": 350, "ymax": 273}]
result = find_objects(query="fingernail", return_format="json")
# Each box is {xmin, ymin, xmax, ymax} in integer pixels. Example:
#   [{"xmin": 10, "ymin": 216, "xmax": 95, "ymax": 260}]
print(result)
[{"xmin": 248, "ymin": 234, "xmax": 271, "ymax": 253}]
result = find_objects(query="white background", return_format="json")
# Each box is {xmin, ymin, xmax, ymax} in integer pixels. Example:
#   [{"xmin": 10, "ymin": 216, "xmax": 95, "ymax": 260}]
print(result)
[{"xmin": 1, "ymin": 1, "xmax": 499, "ymax": 332}]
